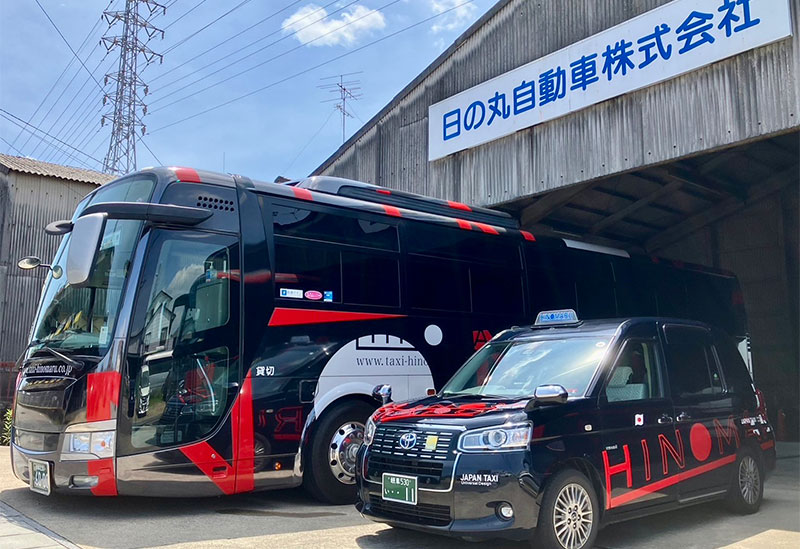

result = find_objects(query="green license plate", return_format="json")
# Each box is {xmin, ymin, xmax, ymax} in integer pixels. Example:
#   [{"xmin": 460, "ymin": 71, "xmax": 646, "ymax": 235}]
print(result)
[
  {"xmin": 29, "ymin": 459, "xmax": 51, "ymax": 496},
  {"xmin": 382, "ymin": 472, "xmax": 417, "ymax": 505}
]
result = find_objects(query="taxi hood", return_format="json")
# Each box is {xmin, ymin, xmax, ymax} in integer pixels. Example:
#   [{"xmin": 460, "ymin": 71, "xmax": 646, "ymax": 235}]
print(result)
[{"xmin": 372, "ymin": 395, "xmax": 531, "ymax": 428}]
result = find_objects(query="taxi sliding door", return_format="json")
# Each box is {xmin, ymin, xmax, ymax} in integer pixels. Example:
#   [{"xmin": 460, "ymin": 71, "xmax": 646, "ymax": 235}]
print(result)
[{"xmin": 599, "ymin": 322, "xmax": 677, "ymax": 516}]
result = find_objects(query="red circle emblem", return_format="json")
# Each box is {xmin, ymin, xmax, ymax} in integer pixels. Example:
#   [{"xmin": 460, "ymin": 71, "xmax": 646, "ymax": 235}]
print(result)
[{"xmin": 689, "ymin": 423, "xmax": 712, "ymax": 462}]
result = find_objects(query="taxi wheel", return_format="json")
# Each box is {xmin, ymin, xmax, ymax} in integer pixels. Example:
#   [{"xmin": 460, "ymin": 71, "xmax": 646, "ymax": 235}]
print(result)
[
  {"xmin": 304, "ymin": 400, "xmax": 374, "ymax": 505},
  {"xmin": 533, "ymin": 469, "xmax": 599, "ymax": 549},
  {"xmin": 726, "ymin": 446, "xmax": 764, "ymax": 514}
]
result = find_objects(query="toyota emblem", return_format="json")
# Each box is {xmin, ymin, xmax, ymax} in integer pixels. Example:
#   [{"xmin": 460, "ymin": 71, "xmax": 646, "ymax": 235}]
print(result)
[{"xmin": 398, "ymin": 432, "xmax": 417, "ymax": 450}]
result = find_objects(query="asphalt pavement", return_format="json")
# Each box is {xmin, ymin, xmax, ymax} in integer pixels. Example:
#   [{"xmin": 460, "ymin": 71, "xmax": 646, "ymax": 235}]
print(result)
[{"xmin": 1, "ymin": 444, "xmax": 798, "ymax": 549}]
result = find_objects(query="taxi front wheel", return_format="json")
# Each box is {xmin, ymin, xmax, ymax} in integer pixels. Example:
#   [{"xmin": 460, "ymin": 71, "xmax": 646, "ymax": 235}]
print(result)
[{"xmin": 532, "ymin": 469, "xmax": 599, "ymax": 549}]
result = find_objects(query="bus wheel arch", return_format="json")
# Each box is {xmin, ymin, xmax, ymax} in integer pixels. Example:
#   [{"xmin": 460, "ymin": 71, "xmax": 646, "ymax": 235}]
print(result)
[{"xmin": 303, "ymin": 395, "xmax": 377, "ymax": 504}]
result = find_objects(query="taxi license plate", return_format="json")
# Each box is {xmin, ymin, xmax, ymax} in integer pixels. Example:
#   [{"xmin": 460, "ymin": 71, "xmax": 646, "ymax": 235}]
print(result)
[
  {"xmin": 29, "ymin": 459, "xmax": 51, "ymax": 496},
  {"xmin": 382, "ymin": 472, "xmax": 417, "ymax": 505}
]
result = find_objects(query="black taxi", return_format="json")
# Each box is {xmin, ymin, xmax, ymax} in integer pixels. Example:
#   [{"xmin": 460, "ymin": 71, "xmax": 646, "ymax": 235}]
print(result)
[{"xmin": 355, "ymin": 311, "xmax": 776, "ymax": 548}]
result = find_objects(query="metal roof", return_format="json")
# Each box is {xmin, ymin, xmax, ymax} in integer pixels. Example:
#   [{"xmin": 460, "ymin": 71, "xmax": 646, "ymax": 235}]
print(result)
[{"xmin": 0, "ymin": 153, "xmax": 114, "ymax": 186}]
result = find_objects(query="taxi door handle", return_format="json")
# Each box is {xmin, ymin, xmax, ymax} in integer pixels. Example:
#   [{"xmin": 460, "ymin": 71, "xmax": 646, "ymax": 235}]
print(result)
[
  {"xmin": 676, "ymin": 412, "xmax": 692, "ymax": 422},
  {"xmin": 657, "ymin": 414, "xmax": 673, "ymax": 424}
]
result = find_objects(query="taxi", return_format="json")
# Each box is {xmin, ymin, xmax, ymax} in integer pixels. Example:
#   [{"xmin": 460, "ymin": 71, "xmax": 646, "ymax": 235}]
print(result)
[{"xmin": 355, "ymin": 311, "xmax": 776, "ymax": 549}]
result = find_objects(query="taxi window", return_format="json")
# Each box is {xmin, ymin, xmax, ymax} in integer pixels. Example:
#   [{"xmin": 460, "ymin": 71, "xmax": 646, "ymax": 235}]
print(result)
[{"xmin": 604, "ymin": 339, "xmax": 664, "ymax": 402}]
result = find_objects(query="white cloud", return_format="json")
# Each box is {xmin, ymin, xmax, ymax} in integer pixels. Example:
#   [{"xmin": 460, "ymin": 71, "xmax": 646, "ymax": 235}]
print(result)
[
  {"xmin": 430, "ymin": 0, "xmax": 478, "ymax": 34},
  {"xmin": 281, "ymin": 4, "xmax": 387, "ymax": 47}
]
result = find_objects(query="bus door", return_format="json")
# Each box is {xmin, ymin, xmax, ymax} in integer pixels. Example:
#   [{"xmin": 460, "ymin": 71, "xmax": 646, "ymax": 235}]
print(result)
[{"xmin": 116, "ymin": 229, "xmax": 242, "ymax": 496}]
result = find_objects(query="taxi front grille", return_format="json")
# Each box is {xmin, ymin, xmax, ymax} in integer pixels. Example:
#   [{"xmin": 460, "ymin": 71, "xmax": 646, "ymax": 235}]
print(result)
[
  {"xmin": 366, "ymin": 454, "xmax": 444, "ymax": 486},
  {"xmin": 368, "ymin": 495, "xmax": 451, "ymax": 527},
  {"xmin": 370, "ymin": 424, "xmax": 455, "ymax": 459}
]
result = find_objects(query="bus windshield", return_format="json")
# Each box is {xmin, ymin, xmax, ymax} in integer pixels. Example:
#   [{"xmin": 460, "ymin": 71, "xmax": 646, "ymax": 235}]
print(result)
[
  {"xmin": 441, "ymin": 338, "xmax": 611, "ymax": 399},
  {"xmin": 28, "ymin": 177, "xmax": 155, "ymax": 357}
]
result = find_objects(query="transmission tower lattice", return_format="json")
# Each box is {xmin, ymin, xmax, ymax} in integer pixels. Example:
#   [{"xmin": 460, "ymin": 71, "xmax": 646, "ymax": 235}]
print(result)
[
  {"xmin": 101, "ymin": 0, "xmax": 165, "ymax": 175},
  {"xmin": 319, "ymin": 72, "xmax": 363, "ymax": 144}
]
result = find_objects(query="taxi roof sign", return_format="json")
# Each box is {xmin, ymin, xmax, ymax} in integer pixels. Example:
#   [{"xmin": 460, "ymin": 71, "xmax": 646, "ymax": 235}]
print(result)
[{"xmin": 535, "ymin": 309, "xmax": 579, "ymax": 326}]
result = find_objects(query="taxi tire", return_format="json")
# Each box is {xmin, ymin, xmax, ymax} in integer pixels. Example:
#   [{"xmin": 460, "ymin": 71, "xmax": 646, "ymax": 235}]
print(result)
[
  {"xmin": 532, "ymin": 469, "xmax": 599, "ymax": 549},
  {"xmin": 304, "ymin": 400, "xmax": 374, "ymax": 505},
  {"xmin": 725, "ymin": 446, "xmax": 764, "ymax": 515}
]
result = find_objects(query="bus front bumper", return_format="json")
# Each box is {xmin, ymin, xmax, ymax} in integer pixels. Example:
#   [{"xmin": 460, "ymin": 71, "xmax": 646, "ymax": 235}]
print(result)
[{"xmin": 11, "ymin": 443, "xmax": 116, "ymax": 495}]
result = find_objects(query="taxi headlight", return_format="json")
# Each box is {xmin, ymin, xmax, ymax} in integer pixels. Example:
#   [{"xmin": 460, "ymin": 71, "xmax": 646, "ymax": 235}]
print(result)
[
  {"xmin": 458, "ymin": 423, "xmax": 532, "ymax": 452},
  {"xmin": 364, "ymin": 416, "xmax": 377, "ymax": 447}
]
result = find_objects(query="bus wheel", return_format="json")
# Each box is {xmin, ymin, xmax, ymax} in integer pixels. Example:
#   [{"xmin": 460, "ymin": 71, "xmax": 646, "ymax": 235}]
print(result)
[
  {"xmin": 726, "ymin": 446, "xmax": 763, "ymax": 514},
  {"xmin": 532, "ymin": 469, "xmax": 599, "ymax": 549},
  {"xmin": 305, "ymin": 400, "xmax": 374, "ymax": 504}
]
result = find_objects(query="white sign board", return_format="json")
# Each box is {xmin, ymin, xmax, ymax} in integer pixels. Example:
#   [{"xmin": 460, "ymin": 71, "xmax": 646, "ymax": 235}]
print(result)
[{"xmin": 428, "ymin": 0, "xmax": 793, "ymax": 161}]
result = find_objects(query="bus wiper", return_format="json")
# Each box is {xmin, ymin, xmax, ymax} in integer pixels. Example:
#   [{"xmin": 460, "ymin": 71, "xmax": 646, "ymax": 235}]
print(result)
[{"xmin": 37, "ymin": 346, "xmax": 83, "ymax": 368}]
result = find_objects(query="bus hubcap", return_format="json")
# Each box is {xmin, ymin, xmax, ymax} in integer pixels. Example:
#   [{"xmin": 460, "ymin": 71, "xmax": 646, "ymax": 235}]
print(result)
[
  {"xmin": 329, "ymin": 421, "xmax": 365, "ymax": 485},
  {"xmin": 553, "ymin": 483, "xmax": 593, "ymax": 549},
  {"xmin": 739, "ymin": 456, "xmax": 760, "ymax": 505}
]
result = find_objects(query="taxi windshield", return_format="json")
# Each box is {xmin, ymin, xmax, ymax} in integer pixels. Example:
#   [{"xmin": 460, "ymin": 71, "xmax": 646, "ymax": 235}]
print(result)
[{"xmin": 441, "ymin": 337, "xmax": 611, "ymax": 399}]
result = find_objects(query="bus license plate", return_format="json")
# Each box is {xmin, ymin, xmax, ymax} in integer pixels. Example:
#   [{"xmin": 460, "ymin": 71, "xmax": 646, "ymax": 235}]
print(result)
[
  {"xmin": 29, "ymin": 459, "xmax": 51, "ymax": 496},
  {"xmin": 382, "ymin": 472, "xmax": 417, "ymax": 505}
]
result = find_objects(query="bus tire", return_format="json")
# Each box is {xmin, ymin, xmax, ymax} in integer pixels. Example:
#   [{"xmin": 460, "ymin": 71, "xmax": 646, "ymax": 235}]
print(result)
[
  {"xmin": 532, "ymin": 469, "xmax": 599, "ymax": 549},
  {"xmin": 726, "ymin": 446, "xmax": 764, "ymax": 515},
  {"xmin": 304, "ymin": 400, "xmax": 375, "ymax": 505}
]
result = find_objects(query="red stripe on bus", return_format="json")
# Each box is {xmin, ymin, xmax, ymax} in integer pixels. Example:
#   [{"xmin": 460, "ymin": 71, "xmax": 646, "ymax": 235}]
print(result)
[
  {"xmin": 381, "ymin": 205, "xmax": 401, "ymax": 217},
  {"xmin": 268, "ymin": 308, "xmax": 405, "ymax": 326},
  {"xmin": 607, "ymin": 454, "xmax": 735, "ymax": 509},
  {"xmin": 86, "ymin": 371, "xmax": 121, "ymax": 422},
  {"xmin": 456, "ymin": 219, "xmax": 472, "ymax": 230},
  {"xmin": 474, "ymin": 222, "xmax": 499, "ymax": 235},
  {"xmin": 761, "ymin": 440, "xmax": 775, "ymax": 450},
  {"xmin": 179, "ymin": 441, "xmax": 236, "ymax": 495},
  {"xmin": 447, "ymin": 200, "xmax": 472, "ymax": 212},
  {"xmin": 172, "ymin": 167, "xmax": 202, "ymax": 183},
  {"xmin": 521, "ymin": 230, "xmax": 536, "ymax": 241},
  {"xmin": 376, "ymin": 189, "xmax": 391, "ymax": 195},
  {"xmin": 292, "ymin": 187, "xmax": 313, "ymax": 201},
  {"xmin": 233, "ymin": 373, "xmax": 255, "ymax": 493},
  {"xmin": 88, "ymin": 458, "xmax": 117, "ymax": 496}
]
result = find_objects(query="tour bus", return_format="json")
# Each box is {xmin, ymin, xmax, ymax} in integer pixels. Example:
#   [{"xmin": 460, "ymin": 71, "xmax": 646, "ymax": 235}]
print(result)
[{"xmin": 10, "ymin": 167, "xmax": 748, "ymax": 502}]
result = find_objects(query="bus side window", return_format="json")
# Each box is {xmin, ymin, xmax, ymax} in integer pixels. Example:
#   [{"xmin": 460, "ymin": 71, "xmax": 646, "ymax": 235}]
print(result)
[
  {"xmin": 471, "ymin": 263, "xmax": 524, "ymax": 315},
  {"xmin": 407, "ymin": 256, "xmax": 470, "ymax": 312},
  {"xmin": 275, "ymin": 242, "xmax": 341, "ymax": 302},
  {"xmin": 341, "ymin": 250, "xmax": 400, "ymax": 307}
]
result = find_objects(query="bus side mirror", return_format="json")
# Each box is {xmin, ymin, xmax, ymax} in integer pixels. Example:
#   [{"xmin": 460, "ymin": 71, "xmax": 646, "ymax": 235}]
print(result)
[
  {"xmin": 372, "ymin": 384, "xmax": 392, "ymax": 405},
  {"xmin": 67, "ymin": 212, "xmax": 107, "ymax": 287},
  {"xmin": 524, "ymin": 384, "xmax": 568, "ymax": 413}
]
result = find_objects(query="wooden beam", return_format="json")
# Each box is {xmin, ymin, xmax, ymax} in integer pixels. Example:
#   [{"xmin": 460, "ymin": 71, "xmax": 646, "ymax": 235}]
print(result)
[
  {"xmin": 589, "ymin": 179, "xmax": 682, "ymax": 235},
  {"xmin": 520, "ymin": 182, "xmax": 592, "ymax": 226},
  {"xmin": 645, "ymin": 166, "xmax": 798, "ymax": 253}
]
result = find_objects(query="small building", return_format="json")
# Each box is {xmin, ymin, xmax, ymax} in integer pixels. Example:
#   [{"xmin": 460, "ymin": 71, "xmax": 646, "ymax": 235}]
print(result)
[
  {"xmin": 315, "ymin": 0, "xmax": 799, "ymax": 436},
  {"xmin": 0, "ymin": 153, "xmax": 113, "ymax": 406}
]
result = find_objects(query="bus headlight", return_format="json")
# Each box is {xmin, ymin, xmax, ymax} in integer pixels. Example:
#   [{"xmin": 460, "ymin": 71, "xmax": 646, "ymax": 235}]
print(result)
[
  {"xmin": 63, "ymin": 431, "xmax": 115, "ymax": 459},
  {"xmin": 364, "ymin": 416, "xmax": 377, "ymax": 447},
  {"xmin": 458, "ymin": 423, "xmax": 532, "ymax": 452}
]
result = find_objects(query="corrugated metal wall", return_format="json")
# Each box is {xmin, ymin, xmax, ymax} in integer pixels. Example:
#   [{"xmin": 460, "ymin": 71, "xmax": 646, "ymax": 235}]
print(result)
[
  {"xmin": 317, "ymin": 0, "xmax": 799, "ymax": 207},
  {"xmin": 0, "ymin": 171, "xmax": 95, "ymax": 370}
]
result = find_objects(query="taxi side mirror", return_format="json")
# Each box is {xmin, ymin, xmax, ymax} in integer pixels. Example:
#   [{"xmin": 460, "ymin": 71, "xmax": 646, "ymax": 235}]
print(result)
[
  {"xmin": 372, "ymin": 384, "xmax": 392, "ymax": 405},
  {"xmin": 525, "ymin": 384, "xmax": 568, "ymax": 413}
]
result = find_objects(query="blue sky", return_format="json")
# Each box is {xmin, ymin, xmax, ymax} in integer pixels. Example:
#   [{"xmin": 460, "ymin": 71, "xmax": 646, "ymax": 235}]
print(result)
[{"xmin": 0, "ymin": 0, "xmax": 494, "ymax": 181}]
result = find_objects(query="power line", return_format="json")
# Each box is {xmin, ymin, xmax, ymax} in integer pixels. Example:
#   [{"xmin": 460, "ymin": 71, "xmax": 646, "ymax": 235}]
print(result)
[
  {"xmin": 138, "ymin": 135, "xmax": 163, "ymax": 165},
  {"xmin": 0, "ymin": 110, "xmax": 101, "ymax": 170},
  {"xmin": 162, "ymin": 0, "xmax": 209, "ymax": 30},
  {"xmin": 0, "ymin": 135, "xmax": 26, "ymax": 157},
  {"xmin": 11, "ymin": 1, "xmax": 115, "ymax": 150},
  {"xmin": 150, "ymin": 0, "xmax": 351, "ymax": 99},
  {"xmin": 148, "ymin": 0, "xmax": 304, "ymax": 84},
  {"xmin": 161, "ymin": 0, "xmax": 255, "ymax": 55},
  {"xmin": 150, "ymin": 0, "xmax": 395, "ymax": 112},
  {"xmin": 148, "ymin": 0, "xmax": 475, "ymax": 134}
]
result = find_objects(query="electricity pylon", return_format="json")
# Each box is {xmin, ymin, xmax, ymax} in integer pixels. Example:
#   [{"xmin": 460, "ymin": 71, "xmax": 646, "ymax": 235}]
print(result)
[{"xmin": 101, "ymin": 0, "xmax": 164, "ymax": 175}]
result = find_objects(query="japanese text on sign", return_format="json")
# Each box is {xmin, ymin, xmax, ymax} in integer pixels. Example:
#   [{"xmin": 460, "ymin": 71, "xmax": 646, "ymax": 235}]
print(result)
[{"xmin": 428, "ymin": 0, "xmax": 792, "ymax": 161}]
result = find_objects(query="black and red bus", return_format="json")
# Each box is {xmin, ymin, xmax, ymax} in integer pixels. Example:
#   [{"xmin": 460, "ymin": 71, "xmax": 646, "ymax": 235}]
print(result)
[{"xmin": 11, "ymin": 167, "xmax": 749, "ymax": 502}]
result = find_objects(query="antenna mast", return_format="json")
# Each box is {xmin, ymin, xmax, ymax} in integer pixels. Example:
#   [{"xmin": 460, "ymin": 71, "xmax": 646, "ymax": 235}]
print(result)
[
  {"xmin": 319, "ymin": 72, "xmax": 363, "ymax": 144},
  {"xmin": 101, "ymin": 0, "xmax": 164, "ymax": 175}
]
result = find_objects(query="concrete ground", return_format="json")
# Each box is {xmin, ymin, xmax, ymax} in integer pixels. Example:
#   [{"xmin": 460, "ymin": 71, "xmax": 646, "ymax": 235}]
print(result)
[{"xmin": 0, "ymin": 445, "xmax": 797, "ymax": 549}]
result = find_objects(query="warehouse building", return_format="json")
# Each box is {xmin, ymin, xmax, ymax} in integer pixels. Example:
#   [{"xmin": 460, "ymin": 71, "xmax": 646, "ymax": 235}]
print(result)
[
  {"xmin": 0, "ymin": 153, "xmax": 112, "ymax": 406},
  {"xmin": 315, "ymin": 0, "xmax": 799, "ymax": 435}
]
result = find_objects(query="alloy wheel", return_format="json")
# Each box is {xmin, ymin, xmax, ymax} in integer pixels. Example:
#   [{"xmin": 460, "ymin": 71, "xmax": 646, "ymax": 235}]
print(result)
[
  {"xmin": 553, "ymin": 482, "xmax": 594, "ymax": 549},
  {"xmin": 738, "ymin": 455, "xmax": 761, "ymax": 505}
]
